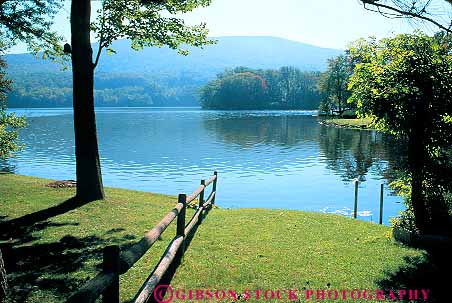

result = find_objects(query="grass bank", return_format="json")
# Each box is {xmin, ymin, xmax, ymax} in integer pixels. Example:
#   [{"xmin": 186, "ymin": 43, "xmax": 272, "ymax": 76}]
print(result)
[
  {"xmin": 320, "ymin": 117, "xmax": 374, "ymax": 130},
  {"xmin": 0, "ymin": 174, "xmax": 425, "ymax": 302}
]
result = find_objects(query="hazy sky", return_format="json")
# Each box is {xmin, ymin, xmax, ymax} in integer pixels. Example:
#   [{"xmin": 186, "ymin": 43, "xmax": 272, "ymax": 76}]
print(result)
[{"xmin": 9, "ymin": 0, "xmax": 437, "ymax": 53}]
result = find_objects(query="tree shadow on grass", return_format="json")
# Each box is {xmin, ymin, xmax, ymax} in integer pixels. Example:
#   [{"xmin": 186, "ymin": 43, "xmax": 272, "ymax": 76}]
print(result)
[
  {"xmin": 1, "ymin": 220, "xmax": 136, "ymax": 303},
  {"xmin": 0, "ymin": 197, "xmax": 93, "ymax": 236},
  {"xmin": 0, "ymin": 220, "xmax": 80, "ymax": 246},
  {"xmin": 3, "ymin": 233, "xmax": 105, "ymax": 302},
  {"xmin": 377, "ymin": 246, "xmax": 452, "ymax": 303}
]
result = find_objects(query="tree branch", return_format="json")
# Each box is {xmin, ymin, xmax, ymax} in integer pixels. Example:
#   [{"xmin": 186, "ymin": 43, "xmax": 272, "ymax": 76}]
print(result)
[
  {"xmin": 93, "ymin": 43, "xmax": 103, "ymax": 69},
  {"xmin": 361, "ymin": 0, "xmax": 452, "ymax": 33},
  {"xmin": 93, "ymin": 4, "xmax": 106, "ymax": 69}
]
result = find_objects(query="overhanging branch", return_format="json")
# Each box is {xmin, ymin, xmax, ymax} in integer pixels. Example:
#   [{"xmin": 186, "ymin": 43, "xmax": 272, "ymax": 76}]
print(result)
[
  {"xmin": 361, "ymin": 0, "xmax": 452, "ymax": 33},
  {"xmin": 93, "ymin": 3, "xmax": 106, "ymax": 69}
]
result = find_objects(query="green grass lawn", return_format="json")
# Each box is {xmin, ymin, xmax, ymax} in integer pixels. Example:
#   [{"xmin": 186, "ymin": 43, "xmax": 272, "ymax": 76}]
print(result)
[
  {"xmin": 0, "ymin": 173, "xmax": 426, "ymax": 303},
  {"xmin": 321, "ymin": 118, "xmax": 374, "ymax": 130}
]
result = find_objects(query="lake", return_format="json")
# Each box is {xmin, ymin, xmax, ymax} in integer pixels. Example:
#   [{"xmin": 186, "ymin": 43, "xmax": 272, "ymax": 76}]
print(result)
[{"xmin": 3, "ymin": 108, "xmax": 405, "ymax": 224}]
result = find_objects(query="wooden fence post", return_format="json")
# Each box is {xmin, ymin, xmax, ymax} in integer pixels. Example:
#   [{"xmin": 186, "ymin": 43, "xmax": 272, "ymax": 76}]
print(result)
[
  {"xmin": 175, "ymin": 194, "xmax": 186, "ymax": 265},
  {"xmin": 379, "ymin": 184, "xmax": 384, "ymax": 225},
  {"xmin": 353, "ymin": 180, "xmax": 358, "ymax": 219},
  {"xmin": 198, "ymin": 180, "xmax": 205, "ymax": 224},
  {"xmin": 212, "ymin": 171, "xmax": 218, "ymax": 205},
  {"xmin": 102, "ymin": 245, "xmax": 120, "ymax": 303}
]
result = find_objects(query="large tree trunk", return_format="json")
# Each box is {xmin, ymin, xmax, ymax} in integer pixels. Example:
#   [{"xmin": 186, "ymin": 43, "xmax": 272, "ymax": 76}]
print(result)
[
  {"xmin": 408, "ymin": 124, "xmax": 428, "ymax": 234},
  {"xmin": 70, "ymin": 0, "xmax": 104, "ymax": 202},
  {"xmin": 337, "ymin": 94, "xmax": 342, "ymax": 116},
  {"xmin": 426, "ymin": 187, "xmax": 450, "ymax": 235}
]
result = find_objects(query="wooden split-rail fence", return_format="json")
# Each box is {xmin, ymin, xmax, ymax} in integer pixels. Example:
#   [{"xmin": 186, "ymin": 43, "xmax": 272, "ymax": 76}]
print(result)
[{"xmin": 66, "ymin": 171, "xmax": 218, "ymax": 303}]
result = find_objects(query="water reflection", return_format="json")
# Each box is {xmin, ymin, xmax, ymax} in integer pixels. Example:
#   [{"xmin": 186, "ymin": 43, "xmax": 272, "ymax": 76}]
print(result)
[
  {"xmin": 318, "ymin": 126, "xmax": 386, "ymax": 183},
  {"xmin": 4, "ymin": 108, "xmax": 405, "ymax": 223},
  {"xmin": 203, "ymin": 112, "xmax": 319, "ymax": 147}
]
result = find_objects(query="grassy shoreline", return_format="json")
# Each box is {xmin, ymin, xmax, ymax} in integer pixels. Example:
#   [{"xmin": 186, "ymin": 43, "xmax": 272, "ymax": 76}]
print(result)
[
  {"xmin": 0, "ymin": 173, "xmax": 424, "ymax": 302},
  {"xmin": 319, "ymin": 117, "xmax": 374, "ymax": 130}
]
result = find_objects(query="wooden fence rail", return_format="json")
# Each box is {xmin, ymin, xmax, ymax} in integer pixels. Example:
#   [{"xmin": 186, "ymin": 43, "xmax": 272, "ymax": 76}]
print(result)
[{"xmin": 66, "ymin": 171, "xmax": 218, "ymax": 303}]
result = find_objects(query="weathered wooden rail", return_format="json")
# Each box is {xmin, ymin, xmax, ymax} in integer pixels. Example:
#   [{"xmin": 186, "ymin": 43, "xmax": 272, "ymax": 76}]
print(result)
[{"xmin": 66, "ymin": 171, "xmax": 218, "ymax": 303}]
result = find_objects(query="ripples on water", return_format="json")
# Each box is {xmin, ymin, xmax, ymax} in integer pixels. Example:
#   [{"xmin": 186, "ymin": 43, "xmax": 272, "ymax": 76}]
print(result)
[{"xmin": 5, "ymin": 108, "xmax": 405, "ymax": 224}]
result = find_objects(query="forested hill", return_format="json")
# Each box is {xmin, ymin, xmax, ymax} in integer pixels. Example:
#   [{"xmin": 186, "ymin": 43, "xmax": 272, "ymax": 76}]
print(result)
[{"xmin": 5, "ymin": 36, "xmax": 342, "ymax": 108}]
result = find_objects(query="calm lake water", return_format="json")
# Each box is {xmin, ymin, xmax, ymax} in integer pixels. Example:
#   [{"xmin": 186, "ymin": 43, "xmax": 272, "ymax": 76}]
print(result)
[{"xmin": 4, "ymin": 108, "xmax": 405, "ymax": 224}]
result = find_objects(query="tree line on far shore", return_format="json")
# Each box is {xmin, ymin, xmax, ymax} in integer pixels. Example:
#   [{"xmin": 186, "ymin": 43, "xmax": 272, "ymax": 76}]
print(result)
[
  {"xmin": 7, "ymin": 71, "xmax": 202, "ymax": 108},
  {"xmin": 199, "ymin": 66, "xmax": 321, "ymax": 110}
]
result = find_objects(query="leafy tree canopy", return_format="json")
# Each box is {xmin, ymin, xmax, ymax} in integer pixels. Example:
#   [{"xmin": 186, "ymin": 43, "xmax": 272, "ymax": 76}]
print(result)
[
  {"xmin": 318, "ymin": 54, "xmax": 355, "ymax": 116},
  {"xmin": 0, "ymin": 0, "xmax": 65, "ymax": 59},
  {"xmin": 91, "ymin": 0, "xmax": 215, "ymax": 68},
  {"xmin": 0, "ymin": 55, "xmax": 25, "ymax": 159},
  {"xmin": 348, "ymin": 31, "xmax": 452, "ymax": 233},
  {"xmin": 349, "ymin": 31, "xmax": 452, "ymax": 141}
]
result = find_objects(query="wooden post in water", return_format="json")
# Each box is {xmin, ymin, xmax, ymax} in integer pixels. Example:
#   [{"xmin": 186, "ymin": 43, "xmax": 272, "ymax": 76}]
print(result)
[
  {"xmin": 353, "ymin": 180, "xmax": 359, "ymax": 219},
  {"xmin": 198, "ymin": 180, "xmax": 205, "ymax": 224},
  {"xmin": 212, "ymin": 171, "xmax": 218, "ymax": 205},
  {"xmin": 175, "ymin": 194, "xmax": 186, "ymax": 264},
  {"xmin": 102, "ymin": 245, "xmax": 120, "ymax": 303},
  {"xmin": 379, "ymin": 184, "xmax": 384, "ymax": 225}
]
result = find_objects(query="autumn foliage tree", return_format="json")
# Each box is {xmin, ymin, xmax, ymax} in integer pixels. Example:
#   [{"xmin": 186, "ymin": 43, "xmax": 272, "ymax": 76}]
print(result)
[{"xmin": 200, "ymin": 67, "xmax": 321, "ymax": 110}]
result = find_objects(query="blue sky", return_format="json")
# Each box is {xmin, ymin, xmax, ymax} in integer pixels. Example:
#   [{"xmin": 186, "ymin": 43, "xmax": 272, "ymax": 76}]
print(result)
[{"xmin": 9, "ymin": 0, "xmax": 438, "ymax": 53}]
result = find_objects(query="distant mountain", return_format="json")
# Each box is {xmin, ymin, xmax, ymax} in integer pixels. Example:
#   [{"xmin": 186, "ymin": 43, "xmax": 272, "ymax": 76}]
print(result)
[{"xmin": 5, "ymin": 36, "xmax": 342, "ymax": 108}]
